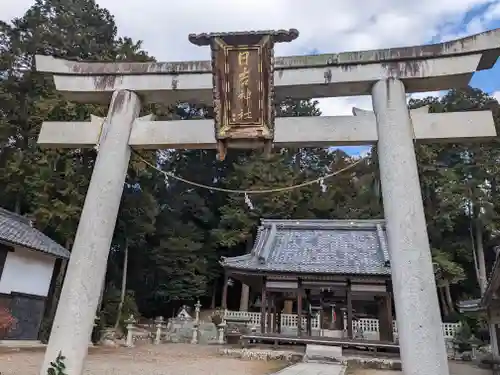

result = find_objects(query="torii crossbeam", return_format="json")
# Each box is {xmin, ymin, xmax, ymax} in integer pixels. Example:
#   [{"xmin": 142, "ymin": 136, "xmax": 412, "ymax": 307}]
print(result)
[
  {"xmin": 35, "ymin": 28, "xmax": 500, "ymax": 375},
  {"xmin": 38, "ymin": 108, "xmax": 495, "ymax": 149}
]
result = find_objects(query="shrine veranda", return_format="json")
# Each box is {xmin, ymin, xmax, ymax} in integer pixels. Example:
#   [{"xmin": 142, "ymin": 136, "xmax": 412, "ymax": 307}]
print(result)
[{"xmin": 35, "ymin": 29, "xmax": 499, "ymax": 375}]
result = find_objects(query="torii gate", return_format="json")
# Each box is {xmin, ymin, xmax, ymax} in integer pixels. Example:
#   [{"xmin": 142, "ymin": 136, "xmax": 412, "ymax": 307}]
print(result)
[{"xmin": 35, "ymin": 28, "xmax": 499, "ymax": 375}]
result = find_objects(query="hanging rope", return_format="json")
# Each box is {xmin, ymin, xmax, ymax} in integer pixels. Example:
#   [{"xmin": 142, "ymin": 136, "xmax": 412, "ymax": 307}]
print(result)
[{"xmin": 130, "ymin": 149, "xmax": 364, "ymax": 195}]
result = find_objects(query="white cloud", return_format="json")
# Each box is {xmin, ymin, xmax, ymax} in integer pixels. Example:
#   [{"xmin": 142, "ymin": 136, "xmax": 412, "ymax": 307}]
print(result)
[
  {"xmin": 409, "ymin": 91, "xmax": 444, "ymax": 101},
  {"xmin": 318, "ymin": 91, "xmax": 444, "ymax": 116},
  {"xmin": 318, "ymin": 96, "xmax": 372, "ymax": 116},
  {"xmin": 1, "ymin": 0, "xmax": 498, "ymax": 116}
]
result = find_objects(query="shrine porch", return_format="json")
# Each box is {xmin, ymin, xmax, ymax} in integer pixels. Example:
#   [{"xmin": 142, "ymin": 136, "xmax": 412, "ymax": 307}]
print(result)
[
  {"xmin": 240, "ymin": 332, "xmax": 400, "ymax": 353},
  {"xmin": 223, "ymin": 310, "xmax": 461, "ymax": 342}
]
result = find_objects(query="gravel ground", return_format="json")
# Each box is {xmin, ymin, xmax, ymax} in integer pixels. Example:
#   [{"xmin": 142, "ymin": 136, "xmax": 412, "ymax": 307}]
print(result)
[
  {"xmin": 0, "ymin": 344, "xmax": 491, "ymax": 375},
  {"xmin": 351, "ymin": 361, "xmax": 491, "ymax": 375},
  {"xmin": 0, "ymin": 344, "xmax": 286, "ymax": 375}
]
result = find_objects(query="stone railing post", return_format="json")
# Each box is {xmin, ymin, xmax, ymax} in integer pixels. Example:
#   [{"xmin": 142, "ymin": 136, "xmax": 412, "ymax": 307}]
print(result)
[
  {"xmin": 125, "ymin": 314, "xmax": 136, "ymax": 348},
  {"xmin": 217, "ymin": 321, "xmax": 226, "ymax": 344},
  {"xmin": 195, "ymin": 299, "xmax": 201, "ymax": 323},
  {"xmin": 191, "ymin": 322, "xmax": 199, "ymax": 344},
  {"xmin": 154, "ymin": 316, "xmax": 165, "ymax": 345}
]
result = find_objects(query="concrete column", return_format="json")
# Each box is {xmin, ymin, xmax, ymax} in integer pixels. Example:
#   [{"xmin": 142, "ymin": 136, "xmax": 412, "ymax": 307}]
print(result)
[
  {"xmin": 40, "ymin": 90, "xmax": 141, "ymax": 375},
  {"xmin": 489, "ymin": 320, "xmax": 499, "ymax": 357},
  {"xmin": 239, "ymin": 283, "xmax": 249, "ymax": 311},
  {"xmin": 372, "ymin": 78, "xmax": 449, "ymax": 375}
]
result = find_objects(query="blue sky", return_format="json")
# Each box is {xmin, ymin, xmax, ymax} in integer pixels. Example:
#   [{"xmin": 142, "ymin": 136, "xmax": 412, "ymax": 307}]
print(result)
[{"xmin": 468, "ymin": 6, "xmax": 500, "ymax": 93}]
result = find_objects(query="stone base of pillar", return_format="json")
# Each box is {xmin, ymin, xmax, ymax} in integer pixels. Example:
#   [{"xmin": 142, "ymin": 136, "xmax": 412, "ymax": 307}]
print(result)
[
  {"xmin": 191, "ymin": 324, "xmax": 199, "ymax": 344},
  {"xmin": 217, "ymin": 323, "xmax": 226, "ymax": 344}
]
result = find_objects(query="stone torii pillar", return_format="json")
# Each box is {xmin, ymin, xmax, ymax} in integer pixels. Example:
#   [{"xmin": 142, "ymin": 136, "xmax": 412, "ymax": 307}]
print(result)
[
  {"xmin": 40, "ymin": 90, "xmax": 141, "ymax": 374},
  {"xmin": 34, "ymin": 28, "xmax": 500, "ymax": 375},
  {"xmin": 372, "ymin": 78, "xmax": 447, "ymax": 374}
]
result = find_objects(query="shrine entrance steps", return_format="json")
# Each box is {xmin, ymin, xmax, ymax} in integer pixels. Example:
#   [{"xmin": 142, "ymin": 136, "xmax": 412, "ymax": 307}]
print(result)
[
  {"xmin": 305, "ymin": 344, "xmax": 343, "ymax": 362},
  {"xmin": 240, "ymin": 332, "xmax": 400, "ymax": 353},
  {"xmin": 271, "ymin": 362, "xmax": 346, "ymax": 375}
]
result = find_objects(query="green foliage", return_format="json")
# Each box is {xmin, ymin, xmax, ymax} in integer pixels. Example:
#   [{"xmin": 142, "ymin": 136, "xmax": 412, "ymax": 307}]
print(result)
[
  {"xmin": 210, "ymin": 310, "xmax": 224, "ymax": 326},
  {"xmin": 411, "ymin": 88, "xmax": 500, "ymax": 300},
  {"xmin": 47, "ymin": 352, "xmax": 67, "ymax": 375},
  {"xmin": 100, "ymin": 287, "xmax": 139, "ymax": 331},
  {"xmin": 433, "ymin": 249, "xmax": 466, "ymax": 285},
  {"xmin": 460, "ymin": 313, "xmax": 484, "ymax": 336}
]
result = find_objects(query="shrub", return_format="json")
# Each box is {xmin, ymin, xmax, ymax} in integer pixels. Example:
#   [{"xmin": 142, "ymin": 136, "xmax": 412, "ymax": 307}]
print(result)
[
  {"xmin": 210, "ymin": 310, "xmax": 224, "ymax": 326},
  {"xmin": 0, "ymin": 307, "xmax": 16, "ymax": 331},
  {"xmin": 100, "ymin": 286, "xmax": 139, "ymax": 333}
]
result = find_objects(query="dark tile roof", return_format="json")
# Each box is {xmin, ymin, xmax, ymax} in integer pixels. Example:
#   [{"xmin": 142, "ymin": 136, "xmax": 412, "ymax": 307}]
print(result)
[
  {"xmin": 479, "ymin": 251, "xmax": 500, "ymax": 308},
  {"xmin": 0, "ymin": 208, "xmax": 70, "ymax": 259},
  {"xmin": 221, "ymin": 219, "xmax": 390, "ymax": 276},
  {"xmin": 459, "ymin": 251, "xmax": 500, "ymax": 311}
]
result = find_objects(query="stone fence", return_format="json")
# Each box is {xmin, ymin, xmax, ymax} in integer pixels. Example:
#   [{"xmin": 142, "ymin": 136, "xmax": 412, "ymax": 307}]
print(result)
[
  {"xmin": 115, "ymin": 311, "xmax": 461, "ymax": 347},
  {"xmin": 224, "ymin": 310, "xmax": 461, "ymax": 340}
]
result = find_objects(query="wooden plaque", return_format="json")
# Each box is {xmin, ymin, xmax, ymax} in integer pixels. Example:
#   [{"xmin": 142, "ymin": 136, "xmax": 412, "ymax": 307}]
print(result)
[{"xmin": 189, "ymin": 29, "xmax": 299, "ymax": 160}]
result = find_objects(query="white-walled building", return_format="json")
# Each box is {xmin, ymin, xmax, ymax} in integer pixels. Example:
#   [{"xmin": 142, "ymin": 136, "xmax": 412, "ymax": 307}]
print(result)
[{"xmin": 0, "ymin": 208, "xmax": 70, "ymax": 340}]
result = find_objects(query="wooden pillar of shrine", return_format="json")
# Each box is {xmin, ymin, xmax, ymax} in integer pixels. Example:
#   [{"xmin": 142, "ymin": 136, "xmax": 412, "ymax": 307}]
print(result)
[
  {"xmin": 239, "ymin": 283, "xmax": 249, "ymax": 311},
  {"xmin": 260, "ymin": 278, "xmax": 267, "ymax": 334},
  {"xmin": 221, "ymin": 272, "xmax": 229, "ymax": 309},
  {"xmin": 334, "ymin": 304, "xmax": 343, "ymax": 330},
  {"xmin": 384, "ymin": 281, "xmax": 395, "ymax": 342},
  {"xmin": 346, "ymin": 282, "xmax": 353, "ymax": 339},
  {"xmin": 378, "ymin": 292, "xmax": 394, "ymax": 342},
  {"xmin": 319, "ymin": 308, "xmax": 325, "ymax": 332},
  {"xmin": 386, "ymin": 292, "xmax": 394, "ymax": 341},
  {"xmin": 376, "ymin": 296, "xmax": 386, "ymax": 339},
  {"xmin": 297, "ymin": 280, "xmax": 303, "ymax": 336},
  {"xmin": 306, "ymin": 314, "xmax": 312, "ymax": 336},
  {"xmin": 306, "ymin": 289, "xmax": 312, "ymax": 336},
  {"xmin": 239, "ymin": 236, "xmax": 252, "ymax": 311},
  {"xmin": 267, "ymin": 294, "xmax": 274, "ymax": 333},
  {"xmin": 276, "ymin": 299, "xmax": 282, "ymax": 334}
]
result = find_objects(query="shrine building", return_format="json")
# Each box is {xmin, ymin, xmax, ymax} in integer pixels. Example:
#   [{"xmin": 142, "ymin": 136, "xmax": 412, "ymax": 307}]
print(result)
[{"xmin": 220, "ymin": 219, "xmax": 395, "ymax": 343}]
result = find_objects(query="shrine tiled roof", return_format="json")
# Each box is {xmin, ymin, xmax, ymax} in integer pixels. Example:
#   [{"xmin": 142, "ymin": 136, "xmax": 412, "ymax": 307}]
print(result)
[
  {"xmin": 483, "ymin": 253, "xmax": 500, "ymax": 304},
  {"xmin": 458, "ymin": 251, "xmax": 500, "ymax": 312},
  {"xmin": 221, "ymin": 219, "xmax": 390, "ymax": 276},
  {"xmin": 0, "ymin": 208, "xmax": 70, "ymax": 259}
]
